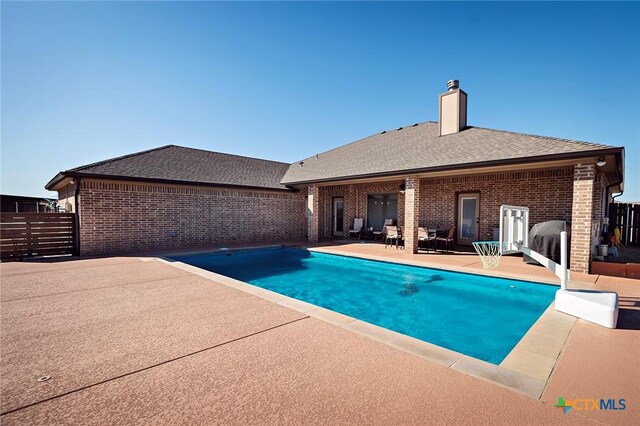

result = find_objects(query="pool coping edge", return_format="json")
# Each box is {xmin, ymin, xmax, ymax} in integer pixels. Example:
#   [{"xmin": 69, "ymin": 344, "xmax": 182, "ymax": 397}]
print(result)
[
  {"xmin": 306, "ymin": 246, "xmax": 577, "ymax": 386},
  {"xmin": 151, "ymin": 253, "xmax": 565, "ymax": 400}
]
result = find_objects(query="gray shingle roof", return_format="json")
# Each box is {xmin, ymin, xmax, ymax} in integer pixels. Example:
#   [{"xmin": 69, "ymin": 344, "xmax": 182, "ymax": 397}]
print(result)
[
  {"xmin": 47, "ymin": 122, "xmax": 622, "ymax": 191},
  {"xmin": 58, "ymin": 145, "xmax": 292, "ymax": 191},
  {"xmin": 281, "ymin": 122, "xmax": 619, "ymax": 184}
]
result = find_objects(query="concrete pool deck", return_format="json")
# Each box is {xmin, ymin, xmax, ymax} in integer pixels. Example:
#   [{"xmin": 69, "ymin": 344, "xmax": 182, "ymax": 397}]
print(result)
[{"xmin": 1, "ymin": 246, "xmax": 638, "ymax": 424}]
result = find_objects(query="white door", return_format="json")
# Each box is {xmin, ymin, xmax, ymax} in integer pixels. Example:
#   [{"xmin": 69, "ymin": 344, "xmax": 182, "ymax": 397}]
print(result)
[
  {"xmin": 458, "ymin": 193, "xmax": 479, "ymax": 245},
  {"xmin": 333, "ymin": 198, "xmax": 344, "ymax": 237}
]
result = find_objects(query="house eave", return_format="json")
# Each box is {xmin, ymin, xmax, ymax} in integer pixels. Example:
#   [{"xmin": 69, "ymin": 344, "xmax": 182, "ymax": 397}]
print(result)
[
  {"xmin": 45, "ymin": 172, "xmax": 298, "ymax": 193},
  {"xmin": 282, "ymin": 147, "xmax": 625, "ymax": 187},
  {"xmin": 45, "ymin": 173, "xmax": 71, "ymax": 191}
]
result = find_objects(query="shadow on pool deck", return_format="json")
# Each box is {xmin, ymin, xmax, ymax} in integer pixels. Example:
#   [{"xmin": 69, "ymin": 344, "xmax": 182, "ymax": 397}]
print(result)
[{"xmin": 1, "ymin": 246, "xmax": 638, "ymax": 424}]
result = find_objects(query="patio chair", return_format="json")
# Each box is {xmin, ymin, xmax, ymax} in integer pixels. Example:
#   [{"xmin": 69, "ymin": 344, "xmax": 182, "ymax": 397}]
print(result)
[
  {"xmin": 372, "ymin": 218, "xmax": 393, "ymax": 241},
  {"xmin": 435, "ymin": 226, "xmax": 456, "ymax": 252},
  {"xmin": 348, "ymin": 218, "xmax": 364, "ymax": 239},
  {"xmin": 384, "ymin": 225, "xmax": 401, "ymax": 249},
  {"xmin": 397, "ymin": 226, "xmax": 405, "ymax": 249},
  {"xmin": 418, "ymin": 227, "xmax": 436, "ymax": 251}
]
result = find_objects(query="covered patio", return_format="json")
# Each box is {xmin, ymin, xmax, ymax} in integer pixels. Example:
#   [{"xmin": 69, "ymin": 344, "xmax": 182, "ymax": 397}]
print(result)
[{"xmin": 303, "ymin": 161, "xmax": 605, "ymax": 274}]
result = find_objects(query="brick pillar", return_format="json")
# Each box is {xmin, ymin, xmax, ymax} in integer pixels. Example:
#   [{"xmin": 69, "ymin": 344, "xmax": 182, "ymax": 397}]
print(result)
[
  {"xmin": 570, "ymin": 164, "xmax": 595, "ymax": 273},
  {"xmin": 346, "ymin": 185, "xmax": 356, "ymax": 235},
  {"xmin": 403, "ymin": 177, "xmax": 421, "ymax": 253},
  {"xmin": 307, "ymin": 185, "xmax": 320, "ymax": 243}
]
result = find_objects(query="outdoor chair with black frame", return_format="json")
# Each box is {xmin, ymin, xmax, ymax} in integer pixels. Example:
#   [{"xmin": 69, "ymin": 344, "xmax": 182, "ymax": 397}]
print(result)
[
  {"xmin": 435, "ymin": 226, "xmax": 456, "ymax": 252},
  {"xmin": 384, "ymin": 225, "xmax": 402, "ymax": 249},
  {"xmin": 418, "ymin": 227, "xmax": 436, "ymax": 251},
  {"xmin": 373, "ymin": 218, "xmax": 393, "ymax": 241},
  {"xmin": 348, "ymin": 218, "xmax": 364, "ymax": 239}
]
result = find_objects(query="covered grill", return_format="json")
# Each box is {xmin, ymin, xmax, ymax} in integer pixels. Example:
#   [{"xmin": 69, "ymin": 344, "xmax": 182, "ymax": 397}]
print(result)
[{"xmin": 523, "ymin": 220, "xmax": 571, "ymax": 265}]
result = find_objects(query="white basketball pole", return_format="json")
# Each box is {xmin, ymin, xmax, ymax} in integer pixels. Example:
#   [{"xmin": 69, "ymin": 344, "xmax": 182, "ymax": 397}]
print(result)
[{"xmin": 560, "ymin": 231, "xmax": 568, "ymax": 290}]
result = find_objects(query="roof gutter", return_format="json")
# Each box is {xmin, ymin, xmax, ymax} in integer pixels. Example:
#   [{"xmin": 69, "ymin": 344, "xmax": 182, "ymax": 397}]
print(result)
[
  {"xmin": 45, "ymin": 172, "xmax": 66, "ymax": 191},
  {"xmin": 46, "ymin": 171, "xmax": 297, "ymax": 193},
  {"xmin": 282, "ymin": 147, "xmax": 624, "ymax": 186}
]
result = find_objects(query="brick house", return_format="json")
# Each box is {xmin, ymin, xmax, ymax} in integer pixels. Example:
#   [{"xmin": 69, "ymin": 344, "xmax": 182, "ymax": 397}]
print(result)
[
  {"xmin": 46, "ymin": 148, "xmax": 307, "ymax": 256},
  {"xmin": 46, "ymin": 81, "xmax": 624, "ymax": 273}
]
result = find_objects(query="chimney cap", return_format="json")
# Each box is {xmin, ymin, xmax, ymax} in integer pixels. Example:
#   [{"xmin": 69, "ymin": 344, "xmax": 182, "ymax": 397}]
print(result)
[{"xmin": 447, "ymin": 79, "xmax": 459, "ymax": 91}]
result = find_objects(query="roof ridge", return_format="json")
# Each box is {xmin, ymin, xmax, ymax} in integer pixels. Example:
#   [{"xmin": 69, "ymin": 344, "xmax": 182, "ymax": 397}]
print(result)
[
  {"xmin": 68, "ymin": 145, "xmax": 175, "ymax": 172},
  {"xmin": 294, "ymin": 121, "xmax": 436, "ymax": 163},
  {"xmin": 471, "ymin": 126, "xmax": 614, "ymax": 148},
  {"xmin": 67, "ymin": 144, "xmax": 292, "ymax": 174}
]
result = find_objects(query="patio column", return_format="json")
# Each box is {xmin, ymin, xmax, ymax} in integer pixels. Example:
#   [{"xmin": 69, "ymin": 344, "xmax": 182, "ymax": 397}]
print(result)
[
  {"xmin": 307, "ymin": 185, "xmax": 320, "ymax": 243},
  {"xmin": 403, "ymin": 176, "xmax": 421, "ymax": 253},
  {"xmin": 346, "ymin": 185, "xmax": 356, "ymax": 236},
  {"xmin": 570, "ymin": 163, "xmax": 595, "ymax": 273}
]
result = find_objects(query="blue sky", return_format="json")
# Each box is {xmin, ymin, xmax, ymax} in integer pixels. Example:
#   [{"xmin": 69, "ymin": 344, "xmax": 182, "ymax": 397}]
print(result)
[{"xmin": 2, "ymin": 1, "xmax": 639, "ymax": 200}]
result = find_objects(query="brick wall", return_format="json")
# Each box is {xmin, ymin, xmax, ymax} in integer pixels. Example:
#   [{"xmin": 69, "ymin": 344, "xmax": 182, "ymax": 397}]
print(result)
[
  {"xmin": 570, "ymin": 164, "xmax": 595, "ymax": 272},
  {"xmin": 75, "ymin": 179, "xmax": 306, "ymax": 256},
  {"xmin": 419, "ymin": 168, "xmax": 575, "ymax": 240},
  {"xmin": 318, "ymin": 184, "xmax": 351, "ymax": 239}
]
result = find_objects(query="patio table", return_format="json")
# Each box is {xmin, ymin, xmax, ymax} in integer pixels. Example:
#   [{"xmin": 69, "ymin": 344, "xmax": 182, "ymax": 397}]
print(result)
[{"xmin": 360, "ymin": 229, "xmax": 375, "ymax": 240}]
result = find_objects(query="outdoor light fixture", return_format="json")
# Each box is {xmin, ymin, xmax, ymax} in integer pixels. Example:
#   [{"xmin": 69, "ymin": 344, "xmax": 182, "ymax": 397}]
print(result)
[
  {"xmin": 596, "ymin": 157, "xmax": 607, "ymax": 167},
  {"xmin": 399, "ymin": 183, "xmax": 406, "ymax": 193}
]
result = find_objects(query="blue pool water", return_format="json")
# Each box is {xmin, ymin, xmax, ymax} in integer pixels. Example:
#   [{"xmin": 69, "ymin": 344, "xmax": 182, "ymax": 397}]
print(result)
[{"xmin": 170, "ymin": 247, "xmax": 557, "ymax": 364}]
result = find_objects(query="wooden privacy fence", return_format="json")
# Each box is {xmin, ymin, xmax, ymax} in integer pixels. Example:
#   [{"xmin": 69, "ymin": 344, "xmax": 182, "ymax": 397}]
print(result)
[
  {"xmin": 1, "ymin": 213, "xmax": 77, "ymax": 260},
  {"xmin": 609, "ymin": 202, "xmax": 640, "ymax": 247}
]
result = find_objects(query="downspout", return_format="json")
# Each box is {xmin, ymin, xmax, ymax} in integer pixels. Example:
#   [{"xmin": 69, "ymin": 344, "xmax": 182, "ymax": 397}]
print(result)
[
  {"xmin": 606, "ymin": 182, "xmax": 624, "ymax": 217},
  {"xmin": 611, "ymin": 189, "xmax": 623, "ymax": 203},
  {"xmin": 74, "ymin": 177, "xmax": 81, "ymax": 256},
  {"xmin": 605, "ymin": 181, "xmax": 623, "ymax": 217},
  {"xmin": 602, "ymin": 181, "xmax": 623, "ymax": 252}
]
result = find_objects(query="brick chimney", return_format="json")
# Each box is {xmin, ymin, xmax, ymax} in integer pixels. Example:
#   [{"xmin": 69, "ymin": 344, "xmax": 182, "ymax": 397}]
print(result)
[{"xmin": 438, "ymin": 79, "xmax": 467, "ymax": 136}]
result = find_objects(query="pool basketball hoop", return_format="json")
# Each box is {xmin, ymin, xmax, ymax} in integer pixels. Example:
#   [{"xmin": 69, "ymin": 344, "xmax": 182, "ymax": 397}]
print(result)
[
  {"xmin": 473, "ymin": 205, "xmax": 618, "ymax": 329},
  {"xmin": 473, "ymin": 205, "xmax": 531, "ymax": 270},
  {"xmin": 471, "ymin": 241, "xmax": 504, "ymax": 269}
]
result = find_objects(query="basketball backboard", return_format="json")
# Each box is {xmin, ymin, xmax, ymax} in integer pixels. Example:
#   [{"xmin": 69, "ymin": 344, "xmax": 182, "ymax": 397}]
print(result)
[{"xmin": 499, "ymin": 205, "xmax": 529, "ymax": 255}]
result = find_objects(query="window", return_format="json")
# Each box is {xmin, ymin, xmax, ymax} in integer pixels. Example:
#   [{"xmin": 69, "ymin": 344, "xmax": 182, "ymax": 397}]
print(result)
[{"xmin": 367, "ymin": 193, "xmax": 398, "ymax": 229}]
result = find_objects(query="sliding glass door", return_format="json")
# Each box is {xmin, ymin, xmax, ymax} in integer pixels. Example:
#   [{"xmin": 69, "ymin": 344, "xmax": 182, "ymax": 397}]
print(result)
[{"xmin": 367, "ymin": 193, "xmax": 398, "ymax": 229}]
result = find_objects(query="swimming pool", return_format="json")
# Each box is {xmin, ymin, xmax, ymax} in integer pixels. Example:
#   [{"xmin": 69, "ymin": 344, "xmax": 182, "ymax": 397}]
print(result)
[{"xmin": 170, "ymin": 247, "xmax": 557, "ymax": 364}]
